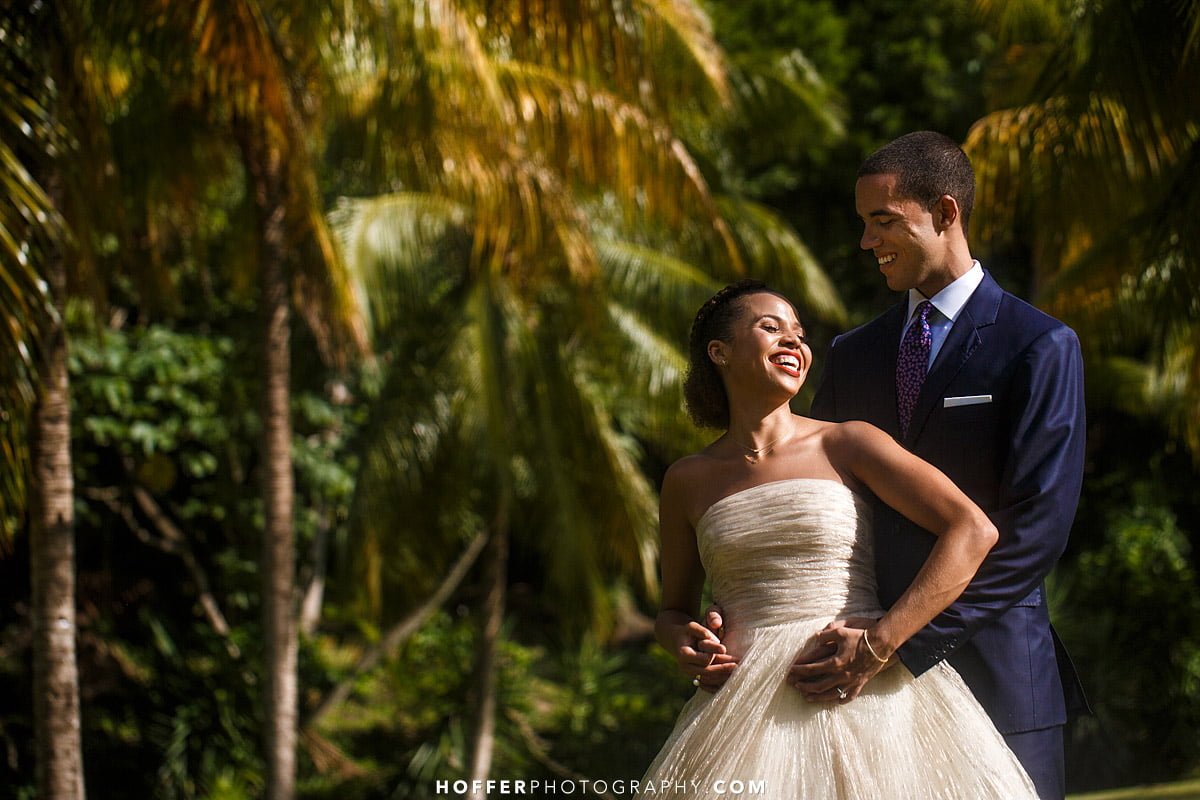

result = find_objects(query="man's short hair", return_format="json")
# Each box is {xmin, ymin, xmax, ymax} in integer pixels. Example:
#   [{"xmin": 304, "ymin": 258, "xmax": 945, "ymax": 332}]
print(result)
[{"xmin": 858, "ymin": 131, "xmax": 975, "ymax": 231}]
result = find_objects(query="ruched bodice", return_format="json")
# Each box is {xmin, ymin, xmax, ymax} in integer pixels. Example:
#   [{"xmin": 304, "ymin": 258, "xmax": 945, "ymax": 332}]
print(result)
[
  {"xmin": 697, "ymin": 479, "xmax": 882, "ymax": 630},
  {"xmin": 638, "ymin": 478, "xmax": 1040, "ymax": 798}
]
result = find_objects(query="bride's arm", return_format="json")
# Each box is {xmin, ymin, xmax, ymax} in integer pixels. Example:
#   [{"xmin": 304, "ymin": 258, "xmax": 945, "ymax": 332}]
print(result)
[
  {"xmin": 789, "ymin": 420, "xmax": 997, "ymax": 701},
  {"xmin": 849, "ymin": 421, "xmax": 998, "ymax": 653},
  {"xmin": 656, "ymin": 462, "xmax": 737, "ymax": 692}
]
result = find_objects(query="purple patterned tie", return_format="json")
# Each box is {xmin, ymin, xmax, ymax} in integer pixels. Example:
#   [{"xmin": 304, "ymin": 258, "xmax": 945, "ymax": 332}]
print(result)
[{"xmin": 896, "ymin": 300, "xmax": 934, "ymax": 438}]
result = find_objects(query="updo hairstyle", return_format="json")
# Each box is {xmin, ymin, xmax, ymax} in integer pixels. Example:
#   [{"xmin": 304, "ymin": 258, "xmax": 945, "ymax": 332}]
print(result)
[{"xmin": 684, "ymin": 279, "xmax": 774, "ymax": 429}]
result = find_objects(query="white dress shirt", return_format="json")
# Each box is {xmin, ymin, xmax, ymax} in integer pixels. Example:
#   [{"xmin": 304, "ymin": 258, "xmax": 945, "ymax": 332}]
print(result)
[{"xmin": 900, "ymin": 261, "xmax": 984, "ymax": 369}]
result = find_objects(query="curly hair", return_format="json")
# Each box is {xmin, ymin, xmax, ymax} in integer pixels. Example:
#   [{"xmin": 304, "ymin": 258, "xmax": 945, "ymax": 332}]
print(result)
[
  {"xmin": 858, "ymin": 131, "xmax": 976, "ymax": 232},
  {"xmin": 683, "ymin": 279, "xmax": 781, "ymax": 429}
]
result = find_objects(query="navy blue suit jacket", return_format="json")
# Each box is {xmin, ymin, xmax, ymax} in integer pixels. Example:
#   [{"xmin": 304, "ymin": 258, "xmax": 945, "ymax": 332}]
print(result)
[{"xmin": 811, "ymin": 270, "xmax": 1088, "ymax": 734}]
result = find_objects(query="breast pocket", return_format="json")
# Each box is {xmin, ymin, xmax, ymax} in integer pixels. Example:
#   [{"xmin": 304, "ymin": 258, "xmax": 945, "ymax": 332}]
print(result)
[{"xmin": 935, "ymin": 400, "xmax": 999, "ymax": 486}]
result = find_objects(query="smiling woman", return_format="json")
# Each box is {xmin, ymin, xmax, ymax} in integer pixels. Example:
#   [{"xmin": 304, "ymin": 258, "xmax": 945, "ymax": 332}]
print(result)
[
  {"xmin": 638, "ymin": 281, "xmax": 1039, "ymax": 798},
  {"xmin": 683, "ymin": 279, "xmax": 810, "ymax": 432}
]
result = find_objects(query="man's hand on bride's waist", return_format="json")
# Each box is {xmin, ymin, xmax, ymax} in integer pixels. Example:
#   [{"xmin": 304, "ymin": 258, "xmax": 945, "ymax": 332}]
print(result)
[{"xmin": 787, "ymin": 617, "xmax": 893, "ymax": 704}]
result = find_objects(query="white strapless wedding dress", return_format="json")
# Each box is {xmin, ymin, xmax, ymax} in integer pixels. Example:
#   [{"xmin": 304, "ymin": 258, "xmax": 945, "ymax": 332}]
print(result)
[{"xmin": 639, "ymin": 479, "xmax": 1039, "ymax": 799}]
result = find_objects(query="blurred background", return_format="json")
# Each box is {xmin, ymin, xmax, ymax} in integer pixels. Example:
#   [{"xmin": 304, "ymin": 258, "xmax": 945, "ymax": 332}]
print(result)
[{"xmin": 2, "ymin": 1, "xmax": 1198, "ymax": 798}]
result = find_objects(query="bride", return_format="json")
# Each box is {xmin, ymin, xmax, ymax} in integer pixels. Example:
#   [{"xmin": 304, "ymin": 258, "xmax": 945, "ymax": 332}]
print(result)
[{"xmin": 640, "ymin": 280, "xmax": 1038, "ymax": 798}]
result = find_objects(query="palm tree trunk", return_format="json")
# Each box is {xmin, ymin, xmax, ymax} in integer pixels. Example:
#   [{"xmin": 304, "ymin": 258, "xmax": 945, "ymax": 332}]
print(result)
[
  {"xmin": 245, "ymin": 135, "xmax": 298, "ymax": 800},
  {"xmin": 30, "ymin": 238, "xmax": 86, "ymax": 799},
  {"xmin": 467, "ymin": 514, "xmax": 509, "ymax": 799}
]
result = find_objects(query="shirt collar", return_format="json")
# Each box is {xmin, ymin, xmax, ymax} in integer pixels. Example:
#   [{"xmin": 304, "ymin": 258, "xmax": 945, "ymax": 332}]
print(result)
[{"xmin": 906, "ymin": 261, "xmax": 984, "ymax": 323}]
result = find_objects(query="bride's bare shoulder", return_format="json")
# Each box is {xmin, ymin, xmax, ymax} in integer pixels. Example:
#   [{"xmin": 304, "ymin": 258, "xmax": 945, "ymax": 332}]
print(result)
[
  {"xmin": 813, "ymin": 419, "xmax": 895, "ymax": 487},
  {"xmin": 661, "ymin": 451, "xmax": 729, "ymax": 521},
  {"xmin": 819, "ymin": 418, "xmax": 889, "ymax": 449},
  {"xmin": 663, "ymin": 451, "xmax": 719, "ymax": 490}
]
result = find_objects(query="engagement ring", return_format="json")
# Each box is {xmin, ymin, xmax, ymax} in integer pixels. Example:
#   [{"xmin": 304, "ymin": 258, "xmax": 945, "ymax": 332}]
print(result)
[{"xmin": 836, "ymin": 687, "xmax": 848, "ymax": 699}]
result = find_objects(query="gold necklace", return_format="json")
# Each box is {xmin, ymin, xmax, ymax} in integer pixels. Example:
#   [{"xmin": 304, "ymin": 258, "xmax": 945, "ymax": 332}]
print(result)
[{"xmin": 734, "ymin": 430, "xmax": 791, "ymax": 464}]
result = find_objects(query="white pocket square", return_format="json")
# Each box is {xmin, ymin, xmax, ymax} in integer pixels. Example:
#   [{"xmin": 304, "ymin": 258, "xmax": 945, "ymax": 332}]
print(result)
[{"xmin": 944, "ymin": 395, "xmax": 992, "ymax": 408}]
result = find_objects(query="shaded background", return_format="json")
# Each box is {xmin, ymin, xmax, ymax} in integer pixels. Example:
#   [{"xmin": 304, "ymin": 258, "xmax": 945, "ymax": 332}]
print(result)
[{"xmin": 2, "ymin": 0, "xmax": 1198, "ymax": 797}]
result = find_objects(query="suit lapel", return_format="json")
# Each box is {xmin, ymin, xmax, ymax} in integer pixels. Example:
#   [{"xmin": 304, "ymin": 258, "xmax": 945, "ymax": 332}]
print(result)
[
  {"xmin": 904, "ymin": 272, "xmax": 1003, "ymax": 446},
  {"xmin": 865, "ymin": 301, "xmax": 906, "ymax": 437}
]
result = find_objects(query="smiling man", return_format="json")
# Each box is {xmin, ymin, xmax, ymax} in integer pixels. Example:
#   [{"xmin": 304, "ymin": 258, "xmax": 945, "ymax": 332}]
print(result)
[{"xmin": 800, "ymin": 131, "xmax": 1089, "ymax": 798}]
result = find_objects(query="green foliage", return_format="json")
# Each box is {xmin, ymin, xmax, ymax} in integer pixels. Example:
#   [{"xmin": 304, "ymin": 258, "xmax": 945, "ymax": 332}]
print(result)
[
  {"xmin": 704, "ymin": 0, "xmax": 999, "ymax": 325},
  {"xmin": 303, "ymin": 613, "xmax": 687, "ymax": 798},
  {"xmin": 545, "ymin": 636, "xmax": 688, "ymax": 779},
  {"xmin": 700, "ymin": 0, "xmax": 850, "ymax": 195},
  {"xmin": 0, "ymin": 4, "xmax": 61, "ymax": 544},
  {"xmin": 963, "ymin": 0, "xmax": 1200, "ymax": 781},
  {"xmin": 2, "ymin": 1, "xmax": 1199, "ymax": 797},
  {"xmin": 1053, "ymin": 419, "xmax": 1200, "ymax": 790},
  {"xmin": 0, "ymin": 302, "xmax": 366, "ymax": 797},
  {"xmin": 1057, "ymin": 489, "xmax": 1200, "ymax": 785},
  {"xmin": 966, "ymin": 0, "xmax": 1200, "ymax": 461},
  {"xmin": 70, "ymin": 314, "xmax": 233, "ymax": 466},
  {"xmin": 65, "ymin": 317, "xmax": 262, "ymax": 799}
]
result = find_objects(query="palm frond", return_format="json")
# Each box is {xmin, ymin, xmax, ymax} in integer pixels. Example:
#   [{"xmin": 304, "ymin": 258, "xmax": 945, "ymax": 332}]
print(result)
[
  {"xmin": 967, "ymin": 0, "xmax": 1200, "ymax": 290},
  {"xmin": 602, "ymin": 301, "xmax": 707, "ymax": 454},
  {"xmin": 155, "ymin": 0, "xmax": 371, "ymax": 362},
  {"xmin": 495, "ymin": 60, "xmax": 739, "ymax": 264},
  {"xmin": 348, "ymin": 388, "xmax": 485, "ymax": 615},
  {"xmin": 1154, "ymin": 326, "xmax": 1200, "ymax": 460},
  {"xmin": 716, "ymin": 196, "xmax": 847, "ymax": 327},
  {"xmin": 966, "ymin": 94, "xmax": 1191, "ymax": 282},
  {"xmin": 972, "ymin": 0, "xmax": 1072, "ymax": 49},
  {"xmin": 332, "ymin": 192, "xmax": 473, "ymax": 336},
  {"xmin": 522, "ymin": 331, "xmax": 659, "ymax": 630},
  {"xmin": 1048, "ymin": 242, "xmax": 1200, "ymax": 464},
  {"xmin": 596, "ymin": 237, "xmax": 718, "ymax": 328},
  {"xmin": 0, "ymin": 5, "xmax": 62, "ymax": 544},
  {"xmin": 1084, "ymin": 334, "xmax": 1200, "ymax": 466},
  {"xmin": 341, "ymin": 0, "xmax": 746, "ymax": 273},
  {"xmin": 1188, "ymin": 0, "xmax": 1200, "ymax": 58},
  {"xmin": 634, "ymin": 0, "xmax": 731, "ymax": 108},
  {"xmin": 1041, "ymin": 139, "xmax": 1200, "ymax": 323},
  {"xmin": 430, "ymin": 136, "xmax": 601, "ymax": 289},
  {"xmin": 604, "ymin": 301, "xmax": 685, "ymax": 396},
  {"xmin": 468, "ymin": 0, "xmax": 731, "ymax": 109},
  {"xmin": 725, "ymin": 48, "xmax": 845, "ymax": 152},
  {"xmin": 570, "ymin": 368, "xmax": 661, "ymax": 604},
  {"xmin": 330, "ymin": 0, "xmax": 845, "ymax": 641},
  {"xmin": 435, "ymin": 0, "xmax": 515, "ymax": 116}
]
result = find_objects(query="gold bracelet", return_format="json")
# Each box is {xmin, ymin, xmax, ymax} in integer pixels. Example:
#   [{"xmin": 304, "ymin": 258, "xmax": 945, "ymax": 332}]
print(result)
[{"xmin": 862, "ymin": 629, "xmax": 888, "ymax": 664}]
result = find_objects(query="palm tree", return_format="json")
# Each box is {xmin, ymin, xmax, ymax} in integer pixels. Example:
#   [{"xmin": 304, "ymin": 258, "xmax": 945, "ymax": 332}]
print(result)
[
  {"xmin": 0, "ymin": 7, "xmax": 58, "ymax": 542},
  {"xmin": 324, "ymin": 0, "xmax": 847, "ymax": 786},
  {"xmin": 965, "ymin": 0, "xmax": 1200, "ymax": 456},
  {"xmin": 145, "ymin": 4, "xmax": 369, "ymax": 796},
  {"xmin": 0, "ymin": 2, "xmax": 136, "ymax": 794}
]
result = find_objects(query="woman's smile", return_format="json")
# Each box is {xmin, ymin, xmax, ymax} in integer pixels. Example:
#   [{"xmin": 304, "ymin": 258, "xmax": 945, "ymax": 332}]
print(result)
[{"xmin": 769, "ymin": 351, "xmax": 802, "ymax": 376}]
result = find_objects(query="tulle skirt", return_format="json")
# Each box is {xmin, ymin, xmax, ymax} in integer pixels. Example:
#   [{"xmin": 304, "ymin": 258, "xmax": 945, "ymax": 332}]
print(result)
[{"xmin": 639, "ymin": 616, "xmax": 1039, "ymax": 799}]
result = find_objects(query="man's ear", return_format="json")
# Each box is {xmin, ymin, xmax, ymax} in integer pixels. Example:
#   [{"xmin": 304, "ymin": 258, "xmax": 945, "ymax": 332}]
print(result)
[{"xmin": 935, "ymin": 195, "xmax": 960, "ymax": 232}]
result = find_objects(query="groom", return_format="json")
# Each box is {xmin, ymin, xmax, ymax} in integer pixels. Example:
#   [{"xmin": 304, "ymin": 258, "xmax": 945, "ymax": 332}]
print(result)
[{"xmin": 704, "ymin": 132, "xmax": 1088, "ymax": 799}]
